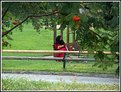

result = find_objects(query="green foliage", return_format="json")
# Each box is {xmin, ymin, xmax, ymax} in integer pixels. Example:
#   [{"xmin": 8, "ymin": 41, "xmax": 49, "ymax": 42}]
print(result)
[
  {"xmin": 75, "ymin": 2, "xmax": 119, "ymax": 73},
  {"xmin": 2, "ymin": 78, "xmax": 119, "ymax": 91}
]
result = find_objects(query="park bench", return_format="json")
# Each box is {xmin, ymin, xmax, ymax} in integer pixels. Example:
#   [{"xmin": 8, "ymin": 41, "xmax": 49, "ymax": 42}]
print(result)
[{"xmin": 2, "ymin": 50, "xmax": 119, "ymax": 69}]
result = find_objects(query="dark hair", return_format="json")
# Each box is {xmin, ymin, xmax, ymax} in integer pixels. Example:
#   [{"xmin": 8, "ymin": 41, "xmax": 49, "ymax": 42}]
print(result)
[{"xmin": 56, "ymin": 35, "xmax": 65, "ymax": 45}]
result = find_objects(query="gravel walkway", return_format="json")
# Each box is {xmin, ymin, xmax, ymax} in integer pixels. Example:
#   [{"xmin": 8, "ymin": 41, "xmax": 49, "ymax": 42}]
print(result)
[{"xmin": 2, "ymin": 73, "xmax": 119, "ymax": 85}]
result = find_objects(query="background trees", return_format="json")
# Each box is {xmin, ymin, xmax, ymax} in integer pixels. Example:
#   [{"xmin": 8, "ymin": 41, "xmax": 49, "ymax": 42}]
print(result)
[{"xmin": 2, "ymin": 2, "xmax": 119, "ymax": 73}]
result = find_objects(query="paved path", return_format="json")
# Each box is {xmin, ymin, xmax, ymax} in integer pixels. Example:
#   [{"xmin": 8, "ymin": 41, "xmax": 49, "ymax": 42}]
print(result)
[{"xmin": 2, "ymin": 73, "xmax": 119, "ymax": 85}]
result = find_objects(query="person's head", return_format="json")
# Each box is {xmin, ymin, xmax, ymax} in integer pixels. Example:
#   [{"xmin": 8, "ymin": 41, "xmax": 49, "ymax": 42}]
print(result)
[
  {"xmin": 56, "ymin": 35, "xmax": 64, "ymax": 44},
  {"xmin": 56, "ymin": 35, "xmax": 61, "ymax": 42}
]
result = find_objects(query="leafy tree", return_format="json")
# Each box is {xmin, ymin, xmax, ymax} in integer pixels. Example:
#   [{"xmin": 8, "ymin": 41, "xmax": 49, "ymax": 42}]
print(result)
[
  {"xmin": 2, "ymin": 2, "xmax": 119, "ymax": 74},
  {"xmin": 76, "ymin": 2, "xmax": 119, "ymax": 73}
]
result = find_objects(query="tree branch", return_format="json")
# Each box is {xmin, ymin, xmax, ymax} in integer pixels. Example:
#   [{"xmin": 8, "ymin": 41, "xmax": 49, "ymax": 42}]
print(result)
[
  {"xmin": 2, "ymin": 11, "xmax": 59, "ymax": 37},
  {"xmin": 2, "ymin": 16, "xmax": 29, "ymax": 37},
  {"xmin": 2, "ymin": 3, "xmax": 12, "ymax": 20},
  {"xmin": 90, "ymin": 29, "xmax": 111, "ymax": 46},
  {"xmin": 2, "ymin": 7, "xmax": 9, "ymax": 20}
]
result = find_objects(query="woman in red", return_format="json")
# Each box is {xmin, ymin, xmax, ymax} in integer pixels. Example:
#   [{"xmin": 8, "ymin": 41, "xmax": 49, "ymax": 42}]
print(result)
[{"xmin": 53, "ymin": 35, "xmax": 67, "ymax": 61}]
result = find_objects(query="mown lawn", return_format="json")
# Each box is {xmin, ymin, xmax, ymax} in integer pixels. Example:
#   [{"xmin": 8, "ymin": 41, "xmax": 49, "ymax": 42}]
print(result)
[
  {"xmin": 3, "ymin": 23, "xmax": 54, "ymax": 50},
  {"xmin": 2, "ymin": 78, "xmax": 119, "ymax": 91},
  {"xmin": 2, "ymin": 60, "xmax": 118, "ymax": 74},
  {"xmin": 3, "ymin": 23, "xmax": 72, "ymax": 50}
]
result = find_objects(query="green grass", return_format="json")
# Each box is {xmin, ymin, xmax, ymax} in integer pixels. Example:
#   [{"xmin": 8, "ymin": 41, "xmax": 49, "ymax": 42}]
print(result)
[
  {"xmin": 2, "ymin": 60, "xmax": 118, "ymax": 74},
  {"xmin": 2, "ymin": 78, "xmax": 119, "ymax": 91},
  {"xmin": 2, "ymin": 52, "xmax": 52, "ymax": 57},
  {"xmin": 3, "ymin": 23, "xmax": 72, "ymax": 50},
  {"xmin": 3, "ymin": 23, "xmax": 53, "ymax": 50}
]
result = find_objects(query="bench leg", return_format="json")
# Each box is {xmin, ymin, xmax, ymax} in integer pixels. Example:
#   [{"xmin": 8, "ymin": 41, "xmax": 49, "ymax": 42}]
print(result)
[{"xmin": 63, "ymin": 53, "xmax": 66, "ymax": 69}]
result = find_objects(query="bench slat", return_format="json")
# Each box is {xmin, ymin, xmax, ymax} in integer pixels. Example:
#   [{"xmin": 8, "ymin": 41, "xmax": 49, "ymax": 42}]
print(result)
[
  {"xmin": 2, "ymin": 56, "xmax": 95, "ymax": 61},
  {"xmin": 2, "ymin": 50, "xmax": 119, "ymax": 55}
]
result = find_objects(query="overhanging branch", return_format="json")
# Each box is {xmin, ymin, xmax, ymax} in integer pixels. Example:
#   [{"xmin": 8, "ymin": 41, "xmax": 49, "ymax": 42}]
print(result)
[
  {"xmin": 2, "ymin": 16, "xmax": 29, "ymax": 37},
  {"xmin": 2, "ymin": 11, "xmax": 59, "ymax": 37},
  {"xmin": 2, "ymin": 7, "xmax": 9, "ymax": 19},
  {"xmin": 90, "ymin": 29, "xmax": 110, "ymax": 46},
  {"xmin": 2, "ymin": 4, "xmax": 12, "ymax": 20}
]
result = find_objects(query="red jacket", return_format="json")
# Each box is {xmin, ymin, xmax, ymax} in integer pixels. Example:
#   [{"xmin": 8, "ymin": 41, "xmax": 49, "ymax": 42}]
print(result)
[{"xmin": 53, "ymin": 43, "xmax": 67, "ymax": 57}]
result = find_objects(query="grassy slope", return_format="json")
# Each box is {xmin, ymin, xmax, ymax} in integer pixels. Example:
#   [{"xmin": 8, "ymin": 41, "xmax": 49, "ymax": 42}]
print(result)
[
  {"xmin": 3, "ymin": 23, "xmax": 72, "ymax": 50},
  {"xmin": 3, "ymin": 23, "xmax": 53, "ymax": 50}
]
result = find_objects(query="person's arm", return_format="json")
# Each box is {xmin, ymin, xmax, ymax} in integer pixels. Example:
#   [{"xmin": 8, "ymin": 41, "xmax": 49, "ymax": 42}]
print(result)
[{"xmin": 57, "ymin": 45, "xmax": 64, "ymax": 49}]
